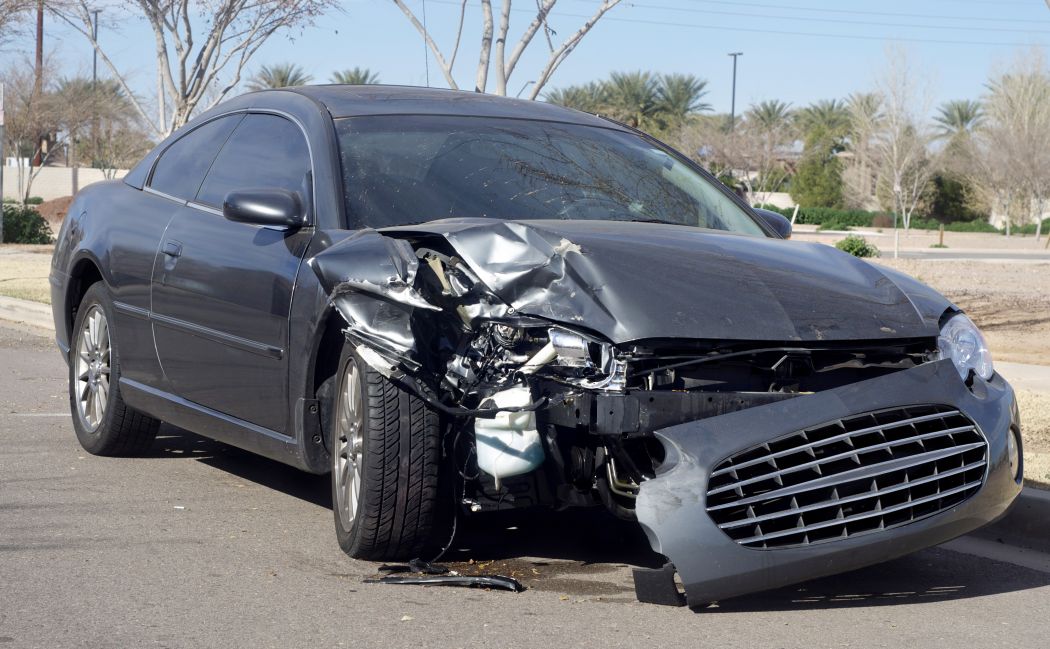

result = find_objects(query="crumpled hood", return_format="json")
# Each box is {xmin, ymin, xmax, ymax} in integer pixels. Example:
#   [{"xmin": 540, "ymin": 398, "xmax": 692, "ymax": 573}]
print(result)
[{"xmin": 371, "ymin": 218, "xmax": 948, "ymax": 344}]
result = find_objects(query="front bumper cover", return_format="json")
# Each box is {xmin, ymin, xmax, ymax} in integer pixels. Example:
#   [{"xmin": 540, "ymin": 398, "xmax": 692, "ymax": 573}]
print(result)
[{"xmin": 635, "ymin": 359, "xmax": 1022, "ymax": 607}]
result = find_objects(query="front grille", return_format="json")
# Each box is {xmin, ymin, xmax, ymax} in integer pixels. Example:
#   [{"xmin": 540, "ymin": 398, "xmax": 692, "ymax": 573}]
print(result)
[{"xmin": 706, "ymin": 405, "xmax": 987, "ymax": 549}]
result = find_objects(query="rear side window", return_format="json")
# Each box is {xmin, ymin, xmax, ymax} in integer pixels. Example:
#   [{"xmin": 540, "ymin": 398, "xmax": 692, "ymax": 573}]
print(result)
[
  {"xmin": 149, "ymin": 115, "xmax": 242, "ymax": 200},
  {"xmin": 195, "ymin": 114, "xmax": 311, "ymax": 208}
]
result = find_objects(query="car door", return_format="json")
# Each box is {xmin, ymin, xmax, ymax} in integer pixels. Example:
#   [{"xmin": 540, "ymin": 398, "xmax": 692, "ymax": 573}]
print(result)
[
  {"xmin": 111, "ymin": 114, "xmax": 243, "ymax": 388},
  {"xmin": 150, "ymin": 113, "xmax": 315, "ymax": 435}
]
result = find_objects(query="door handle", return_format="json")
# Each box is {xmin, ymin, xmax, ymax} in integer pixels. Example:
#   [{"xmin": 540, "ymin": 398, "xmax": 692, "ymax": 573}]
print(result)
[{"xmin": 163, "ymin": 241, "xmax": 183, "ymax": 258}]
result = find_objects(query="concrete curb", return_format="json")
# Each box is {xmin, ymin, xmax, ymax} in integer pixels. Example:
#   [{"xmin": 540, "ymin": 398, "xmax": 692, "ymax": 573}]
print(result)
[
  {"xmin": 0, "ymin": 296, "xmax": 54, "ymax": 331},
  {"xmin": 972, "ymin": 488, "xmax": 1050, "ymax": 554}
]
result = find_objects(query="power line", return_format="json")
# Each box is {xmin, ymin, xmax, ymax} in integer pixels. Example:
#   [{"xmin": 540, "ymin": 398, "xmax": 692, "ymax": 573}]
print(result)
[
  {"xmin": 426, "ymin": 1, "xmax": 1050, "ymax": 49},
  {"xmin": 617, "ymin": 1, "xmax": 1050, "ymax": 35},
  {"xmin": 604, "ymin": 0, "xmax": 1050, "ymax": 25}
]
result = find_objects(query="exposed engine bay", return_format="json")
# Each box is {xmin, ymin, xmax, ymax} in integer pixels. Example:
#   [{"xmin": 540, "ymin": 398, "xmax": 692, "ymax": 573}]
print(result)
[{"xmin": 309, "ymin": 219, "xmax": 941, "ymax": 522}]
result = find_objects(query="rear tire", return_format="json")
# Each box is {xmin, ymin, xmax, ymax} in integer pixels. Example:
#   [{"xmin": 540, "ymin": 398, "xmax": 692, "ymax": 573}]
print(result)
[
  {"xmin": 331, "ymin": 343, "xmax": 443, "ymax": 561},
  {"xmin": 69, "ymin": 283, "xmax": 160, "ymax": 456}
]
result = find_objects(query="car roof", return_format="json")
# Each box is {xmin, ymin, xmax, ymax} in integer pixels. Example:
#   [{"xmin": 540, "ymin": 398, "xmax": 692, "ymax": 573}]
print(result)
[{"xmin": 286, "ymin": 84, "xmax": 618, "ymax": 128}]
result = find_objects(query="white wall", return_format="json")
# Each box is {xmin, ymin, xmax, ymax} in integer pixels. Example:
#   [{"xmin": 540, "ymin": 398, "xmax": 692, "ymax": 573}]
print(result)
[
  {"xmin": 750, "ymin": 192, "xmax": 795, "ymax": 209},
  {"xmin": 2, "ymin": 165, "xmax": 127, "ymax": 202}
]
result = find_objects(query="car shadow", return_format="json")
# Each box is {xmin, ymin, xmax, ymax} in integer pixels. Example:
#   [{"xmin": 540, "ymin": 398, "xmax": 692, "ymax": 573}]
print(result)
[
  {"xmin": 144, "ymin": 426, "xmax": 1050, "ymax": 611},
  {"xmin": 148, "ymin": 424, "xmax": 331, "ymax": 510}
]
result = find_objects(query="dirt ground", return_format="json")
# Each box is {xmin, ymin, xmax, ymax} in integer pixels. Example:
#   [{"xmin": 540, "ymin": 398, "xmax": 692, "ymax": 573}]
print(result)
[
  {"xmin": 35, "ymin": 196, "xmax": 73, "ymax": 234},
  {"xmin": 874, "ymin": 258, "xmax": 1050, "ymax": 366}
]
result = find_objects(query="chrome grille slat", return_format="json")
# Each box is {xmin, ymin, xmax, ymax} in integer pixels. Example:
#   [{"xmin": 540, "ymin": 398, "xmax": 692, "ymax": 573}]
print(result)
[
  {"xmin": 706, "ymin": 404, "xmax": 988, "ymax": 549},
  {"xmin": 706, "ymin": 425, "xmax": 978, "ymax": 497},
  {"xmin": 717, "ymin": 460, "xmax": 987, "ymax": 529},
  {"xmin": 705, "ymin": 443, "xmax": 986, "ymax": 512},
  {"xmin": 734, "ymin": 479, "xmax": 984, "ymax": 545},
  {"xmin": 709, "ymin": 410, "xmax": 961, "ymax": 478}
]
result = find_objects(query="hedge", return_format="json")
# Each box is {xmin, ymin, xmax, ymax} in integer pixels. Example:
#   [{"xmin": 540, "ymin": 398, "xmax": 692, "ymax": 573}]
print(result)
[
  {"xmin": 754, "ymin": 204, "xmax": 1000, "ymax": 233},
  {"xmin": 1013, "ymin": 218, "xmax": 1050, "ymax": 235},
  {"xmin": 1, "ymin": 204, "xmax": 54, "ymax": 244}
]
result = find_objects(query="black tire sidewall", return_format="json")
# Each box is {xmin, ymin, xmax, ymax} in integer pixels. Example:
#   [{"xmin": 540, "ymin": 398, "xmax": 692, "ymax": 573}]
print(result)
[{"xmin": 69, "ymin": 283, "xmax": 121, "ymax": 454}]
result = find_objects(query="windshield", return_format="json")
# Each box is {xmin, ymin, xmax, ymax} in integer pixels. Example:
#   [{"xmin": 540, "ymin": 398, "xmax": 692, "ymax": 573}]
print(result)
[{"xmin": 336, "ymin": 115, "xmax": 766, "ymax": 235}]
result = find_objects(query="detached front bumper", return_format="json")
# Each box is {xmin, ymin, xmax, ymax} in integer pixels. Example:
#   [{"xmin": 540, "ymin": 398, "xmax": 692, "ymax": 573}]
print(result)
[{"xmin": 635, "ymin": 359, "xmax": 1022, "ymax": 607}]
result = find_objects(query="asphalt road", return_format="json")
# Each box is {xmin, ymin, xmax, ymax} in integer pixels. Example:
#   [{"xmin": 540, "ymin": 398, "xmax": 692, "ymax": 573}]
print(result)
[{"xmin": 3, "ymin": 322, "xmax": 1050, "ymax": 649}]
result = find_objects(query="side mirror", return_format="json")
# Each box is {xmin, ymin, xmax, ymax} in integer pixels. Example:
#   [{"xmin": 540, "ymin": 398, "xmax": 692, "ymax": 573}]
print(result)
[
  {"xmin": 223, "ymin": 189, "xmax": 305, "ymax": 229},
  {"xmin": 753, "ymin": 208, "xmax": 792, "ymax": 239}
]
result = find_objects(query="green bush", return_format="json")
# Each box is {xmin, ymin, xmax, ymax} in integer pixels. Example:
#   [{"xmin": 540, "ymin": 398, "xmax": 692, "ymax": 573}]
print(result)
[
  {"xmin": 1014, "ymin": 218, "xmax": 1050, "ymax": 235},
  {"xmin": 909, "ymin": 217, "xmax": 999, "ymax": 233},
  {"xmin": 835, "ymin": 235, "xmax": 879, "ymax": 258},
  {"xmin": 25, "ymin": 196, "xmax": 44, "ymax": 205},
  {"xmin": 1, "ymin": 204, "xmax": 54, "ymax": 244}
]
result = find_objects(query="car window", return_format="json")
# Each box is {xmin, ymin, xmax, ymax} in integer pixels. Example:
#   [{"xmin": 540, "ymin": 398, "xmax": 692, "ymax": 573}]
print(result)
[
  {"xmin": 336, "ymin": 115, "xmax": 766, "ymax": 236},
  {"xmin": 195, "ymin": 113, "xmax": 311, "ymax": 209},
  {"xmin": 149, "ymin": 115, "xmax": 242, "ymax": 201}
]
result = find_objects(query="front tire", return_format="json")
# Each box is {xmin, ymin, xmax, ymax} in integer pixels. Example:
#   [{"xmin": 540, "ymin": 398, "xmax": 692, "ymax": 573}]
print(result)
[
  {"xmin": 69, "ymin": 283, "xmax": 159, "ymax": 456},
  {"xmin": 331, "ymin": 344, "xmax": 443, "ymax": 561}
]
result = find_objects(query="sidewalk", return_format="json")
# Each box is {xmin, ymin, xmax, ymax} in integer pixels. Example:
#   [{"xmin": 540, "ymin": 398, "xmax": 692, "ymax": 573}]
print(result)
[{"xmin": 0, "ymin": 295, "xmax": 54, "ymax": 331}]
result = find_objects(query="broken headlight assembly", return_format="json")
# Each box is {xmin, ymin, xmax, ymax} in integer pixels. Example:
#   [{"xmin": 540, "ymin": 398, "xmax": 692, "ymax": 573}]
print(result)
[
  {"xmin": 937, "ymin": 313, "xmax": 994, "ymax": 381},
  {"xmin": 501, "ymin": 324, "xmax": 625, "ymax": 390}
]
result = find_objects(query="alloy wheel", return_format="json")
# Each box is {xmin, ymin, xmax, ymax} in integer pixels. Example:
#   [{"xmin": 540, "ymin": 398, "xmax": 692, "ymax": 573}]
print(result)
[
  {"xmin": 75, "ymin": 306, "xmax": 111, "ymax": 431},
  {"xmin": 334, "ymin": 360, "xmax": 364, "ymax": 527}
]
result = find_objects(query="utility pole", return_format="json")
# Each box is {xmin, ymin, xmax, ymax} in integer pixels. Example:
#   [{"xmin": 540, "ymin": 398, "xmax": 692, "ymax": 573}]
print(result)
[
  {"xmin": 91, "ymin": 10, "xmax": 100, "ymax": 83},
  {"xmin": 32, "ymin": 0, "xmax": 44, "ymax": 168},
  {"xmin": 728, "ymin": 52, "xmax": 743, "ymax": 131},
  {"xmin": 1, "ymin": 82, "xmax": 6, "ymax": 242},
  {"xmin": 89, "ymin": 9, "xmax": 101, "ymax": 185}
]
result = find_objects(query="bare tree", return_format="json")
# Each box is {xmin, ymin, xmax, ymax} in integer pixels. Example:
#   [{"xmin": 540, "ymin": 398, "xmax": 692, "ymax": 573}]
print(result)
[
  {"xmin": 668, "ymin": 108, "xmax": 794, "ymax": 205},
  {"xmin": 391, "ymin": 0, "xmax": 621, "ymax": 99},
  {"xmin": 872, "ymin": 48, "xmax": 935, "ymax": 232},
  {"xmin": 0, "ymin": 57, "xmax": 66, "ymax": 203},
  {"xmin": 971, "ymin": 49, "xmax": 1050, "ymax": 239},
  {"xmin": 52, "ymin": 0, "xmax": 335, "ymax": 138},
  {"xmin": 0, "ymin": 0, "xmax": 35, "ymax": 49}
]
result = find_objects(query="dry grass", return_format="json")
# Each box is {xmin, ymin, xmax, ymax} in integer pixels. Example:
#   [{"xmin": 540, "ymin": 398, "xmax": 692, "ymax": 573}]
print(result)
[
  {"xmin": 1017, "ymin": 390, "xmax": 1050, "ymax": 489},
  {"xmin": 0, "ymin": 248, "xmax": 53, "ymax": 304}
]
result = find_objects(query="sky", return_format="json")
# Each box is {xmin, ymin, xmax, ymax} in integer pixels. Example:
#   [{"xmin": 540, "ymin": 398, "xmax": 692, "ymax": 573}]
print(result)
[{"xmin": 24, "ymin": 0, "xmax": 1050, "ymax": 122}]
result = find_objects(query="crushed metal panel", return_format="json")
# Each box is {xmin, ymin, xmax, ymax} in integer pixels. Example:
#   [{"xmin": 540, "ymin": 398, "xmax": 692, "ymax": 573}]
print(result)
[{"xmin": 634, "ymin": 360, "xmax": 1020, "ymax": 607}]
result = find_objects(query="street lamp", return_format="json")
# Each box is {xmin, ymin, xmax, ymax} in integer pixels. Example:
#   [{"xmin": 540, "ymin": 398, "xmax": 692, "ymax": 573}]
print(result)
[{"xmin": 728, "ymin": 52, "xmax": 743, "ymax": 131}]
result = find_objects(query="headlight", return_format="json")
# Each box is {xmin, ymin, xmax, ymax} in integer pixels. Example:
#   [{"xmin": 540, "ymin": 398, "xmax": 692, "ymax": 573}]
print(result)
[{"xmin": 937, "ymin": 313, "xmax": 994, "ymax": 381}]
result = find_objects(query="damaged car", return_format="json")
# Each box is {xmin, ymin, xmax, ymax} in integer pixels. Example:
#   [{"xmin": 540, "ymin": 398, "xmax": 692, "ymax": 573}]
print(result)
[{"xmin": 49, "ymin": 85, "xmax": 1022, "ymax": 607}]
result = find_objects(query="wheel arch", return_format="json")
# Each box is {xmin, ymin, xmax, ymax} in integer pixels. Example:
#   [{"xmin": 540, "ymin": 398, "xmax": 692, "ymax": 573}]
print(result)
[{"xmin": 65, "ymin": 255, "xmax": 106, "ymax": 343}]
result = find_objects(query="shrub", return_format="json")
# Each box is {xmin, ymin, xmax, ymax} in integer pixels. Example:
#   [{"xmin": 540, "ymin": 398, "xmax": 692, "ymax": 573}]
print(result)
[
  {"xmin": 1, "ymin": 204, "xmax": 54, "ymax": 244},
  {"xmin": 835, "ymin": 235, "xmax": 879, "ymax": 258},
  {"xmin": 817, "ymin": 219, "xmax": 852, "ymax": 231},
  {"xmin": 909, "ymin": 217, "xmax": 999, "ymax": 233},
  {"xmin": 25, "ymin": 196, "xmax": 44, "ymax": 205},
  {"xmin": 1014, "ymin": 218, "xmax": 1050, "ymax": 235}
]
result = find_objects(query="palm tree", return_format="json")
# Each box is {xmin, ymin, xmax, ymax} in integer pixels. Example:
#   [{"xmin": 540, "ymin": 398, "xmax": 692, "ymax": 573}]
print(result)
[
  {"xmin": 745, "ymin": 99, "xmax": 793, "ymax": 132},
  {"xmin": 545, "ymin": 81, "xmax": 608, "ymax": 114},
  {"xmin": 602, "ymin": 71, "xmax": 659, "ymax": 128},
  {"xmin": 934, "ymin": 99, "xmax": 983, "ymax": 140},
  {"xmin": 655, "ymin": 73, "xmax": 711, "ymax": 124},
  {"xmin": 246, "ymin": 63, "xmax": 314, "ymax": 91},
  {"xmin": 795, "ymin": 99, "xmax": 851, "ymax": 144},
  {"xmin": 330, "ymin": 67, "xmax": 381, "ymax": 85}
]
